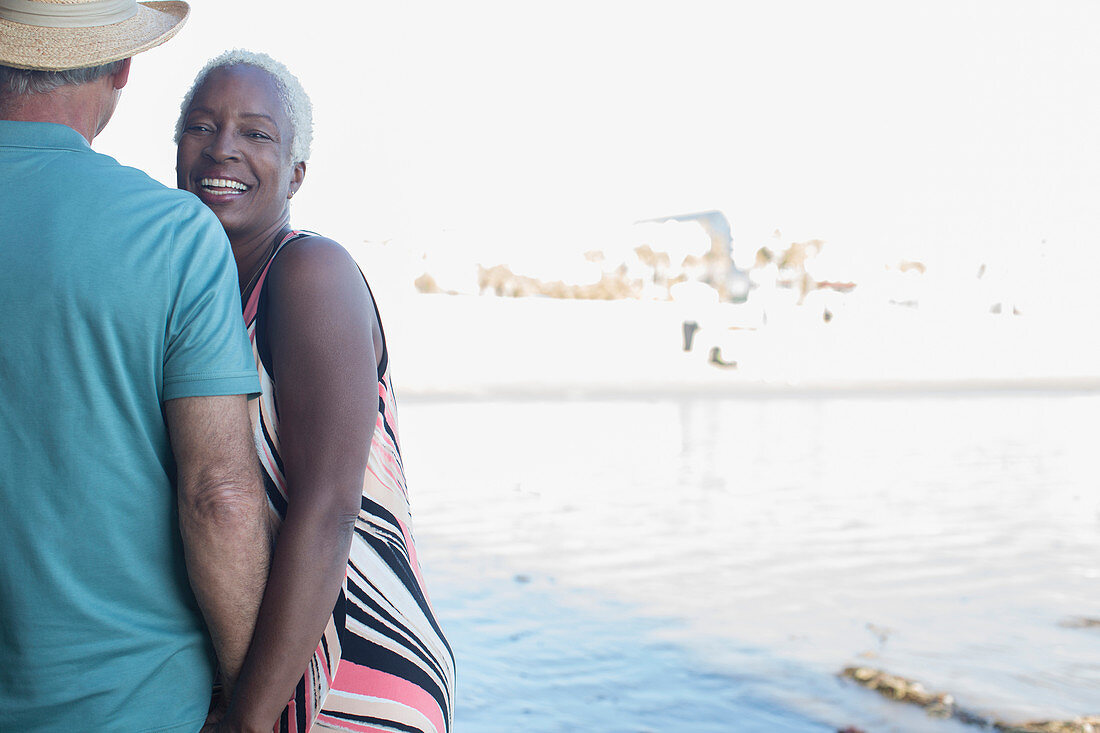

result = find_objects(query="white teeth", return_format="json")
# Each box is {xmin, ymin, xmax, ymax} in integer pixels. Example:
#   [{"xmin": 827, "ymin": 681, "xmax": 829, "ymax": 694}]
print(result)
[{"xmin": 199, "ymin": 177, "xmax": 248, "ymax": 192}]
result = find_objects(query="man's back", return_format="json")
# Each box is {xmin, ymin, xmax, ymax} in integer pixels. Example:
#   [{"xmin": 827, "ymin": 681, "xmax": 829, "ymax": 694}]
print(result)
[{"xmin": 0, "ymin": 120, "xmax": 259, "ymax": 731}]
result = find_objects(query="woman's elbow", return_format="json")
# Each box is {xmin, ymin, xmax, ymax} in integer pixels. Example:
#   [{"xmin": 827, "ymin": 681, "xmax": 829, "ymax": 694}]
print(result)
[{"xmin": 285, "ymin": 484, "xmax": 361, "ymax": 538}]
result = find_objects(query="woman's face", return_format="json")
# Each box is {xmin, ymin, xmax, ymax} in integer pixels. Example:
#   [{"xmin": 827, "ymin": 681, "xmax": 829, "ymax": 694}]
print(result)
[{"xmin": 176, "ymin": 64, "xmax": 305, "ymax": 241}]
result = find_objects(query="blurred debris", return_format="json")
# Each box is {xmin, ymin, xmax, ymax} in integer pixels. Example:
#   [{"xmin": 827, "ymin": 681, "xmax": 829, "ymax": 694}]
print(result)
[
  {"xmin": 681, "ymin": 320, "xmax": 700, "ymax": 352},
  {"xmin": 466, "ymin": 209, "xmax": 757, "ymax": 303},
  {"xmin": 636, "ymin": 210, "xmax": 749, "ymax": 301},
  {"xmin": 841, "ymin": 667, "xmax": 956, "ymax": 715},
  {"xmin": 475, "ymin": 263, "xmax": 643, "ymax": 300},
  {"xmin": 706, "ymin": 346, "xmax": 737, "ymax": 369},
  {"xmin": 865, "ymin": 622, "xmax": 894, "ymax": 651},
  {"xmin": 413, "ymin": 273, "xmax": 445, "ymax": 295},
  {"xmin": 841, "ymin": 667, "xmax": 1099, "ymax": 732},
  {"xmin": 1058, "ymin": 617, "xmax": 1100, "ymax": 630},
  {"xmin": 997, "ymin": 718, "xmax": 1100, "ymax": 733}
]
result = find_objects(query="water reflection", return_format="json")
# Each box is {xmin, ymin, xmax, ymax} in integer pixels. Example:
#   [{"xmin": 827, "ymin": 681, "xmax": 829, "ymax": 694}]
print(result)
[{"xmin": 403, "ymin": 392, "xmax": 1100, "ymax": 731}]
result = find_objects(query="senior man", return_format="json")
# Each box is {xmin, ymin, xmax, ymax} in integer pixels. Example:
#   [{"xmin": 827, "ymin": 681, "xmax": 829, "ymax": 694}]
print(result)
[{"xmin": 0, "ymin": 2, "xmax": 271, "ymax": 731}]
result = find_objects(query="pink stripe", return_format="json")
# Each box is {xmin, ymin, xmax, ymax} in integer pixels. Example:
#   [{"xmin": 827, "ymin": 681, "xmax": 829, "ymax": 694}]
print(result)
[
  {"xmin": 400, "ymin": 521, "xmax": 431, "ymax": 602},
  {"xmin": 303, "ymin": 681, "xmax": 314, "ymax": 730},
  {"xmin": 373, "ymin": 448, "xmax": 402, "ymax": 486},
  {"xmin": 255, "ymin": 393, "xmax": 287, "ymax": 497},
  {"xmin": 258, "ymin": 431, "xmax": 287, "ymax": 497},
  {"xmin": 372, "ymin": 395, "xmax": 399, "ymax": 466},
  {"xmin": 243, "ymin": 278, "xmax": 263, "ymax": 325},
  {"xmin": 244, "ymin": 230, "xmax": 305, "ymax": 324},
  {"xmin": 279, "ymin": 699, "xmax": 300, "ymax": 733},
  {"xmin": 370, "ymin": 428, "xmax": 403, "ymax": 483},
  {"xmin": 367, "ymin": 461, "xmax": 401, "ymax": 498},
  {"xmin": 329, "ymin": 662, "xmax": 445, "ymax": 733},
  {"xmin": 319, "ymin": 641, "xmax": 335, "ymax": 685}
]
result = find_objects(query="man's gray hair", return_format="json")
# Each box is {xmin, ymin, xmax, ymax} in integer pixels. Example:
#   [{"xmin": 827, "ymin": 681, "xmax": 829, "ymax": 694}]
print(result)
[
  {"xmin": 175, "ymin": 49, "xmax": 313, "ymax": 163},
  {"xmin": 0, "ymin": 61, "xmax": 125, "ymax": 96}
]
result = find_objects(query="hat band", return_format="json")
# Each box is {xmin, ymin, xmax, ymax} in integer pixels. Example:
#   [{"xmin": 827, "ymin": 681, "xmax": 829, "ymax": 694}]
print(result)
[{"xmin": 0, "ymin": 0, "xmax": 137, "ymax": 28}]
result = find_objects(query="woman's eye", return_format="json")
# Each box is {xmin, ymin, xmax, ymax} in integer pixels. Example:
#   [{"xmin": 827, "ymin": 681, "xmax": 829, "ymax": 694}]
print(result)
[
  {"xmin": 185, "ymin": 124, "xmax": 211, "ymax": 133},
  {"xmin": 247, "ymin": 131, "xmax": 273, "ymax": 141}
]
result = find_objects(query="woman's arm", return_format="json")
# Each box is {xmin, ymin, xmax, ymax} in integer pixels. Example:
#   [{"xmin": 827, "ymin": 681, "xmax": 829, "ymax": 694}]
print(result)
[{"xmin": 218, "ymin": 236, "xmax": 379, "ymax": 733}]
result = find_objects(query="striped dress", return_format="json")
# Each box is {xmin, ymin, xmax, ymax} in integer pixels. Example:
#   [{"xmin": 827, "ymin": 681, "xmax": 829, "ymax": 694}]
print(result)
[{"xmin": 243, "ymin": 231, "xmax": 455, "ymax": 733}]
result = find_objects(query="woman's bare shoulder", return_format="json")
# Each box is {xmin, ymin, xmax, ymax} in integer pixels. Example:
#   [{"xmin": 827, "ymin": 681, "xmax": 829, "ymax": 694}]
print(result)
[
  {"xmin": 268, "ymin": 233, "xmax": 357, "ymax": 281},
  {"xmin": 264, "ymin": 232, "xmax": 373, "ymax": 329}
]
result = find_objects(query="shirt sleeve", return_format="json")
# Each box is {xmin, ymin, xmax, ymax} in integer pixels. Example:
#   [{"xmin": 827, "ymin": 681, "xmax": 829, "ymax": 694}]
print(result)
[{"xmin": 163, "ymin": 202, "xmax": 261, "ymax": 401}]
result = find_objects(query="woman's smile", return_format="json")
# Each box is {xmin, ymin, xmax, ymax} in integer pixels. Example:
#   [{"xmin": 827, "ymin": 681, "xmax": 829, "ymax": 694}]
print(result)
[
  {"xmin": 192, "ymin": 173, "xmax": 254, "ymax": 206},
  {"xmin": 200, "ymin": 177, "xmax": 250, "ymax": 195}
]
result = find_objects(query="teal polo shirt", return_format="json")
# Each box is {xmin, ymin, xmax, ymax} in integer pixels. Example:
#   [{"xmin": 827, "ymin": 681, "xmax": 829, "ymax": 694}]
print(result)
[{"xmin": 0, "ymin": 121, "xmax": 261, "ymax": 732}]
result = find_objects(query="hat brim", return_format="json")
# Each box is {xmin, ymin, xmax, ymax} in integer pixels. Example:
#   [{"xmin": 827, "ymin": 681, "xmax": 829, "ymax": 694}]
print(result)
[{"xmin": 0, "ymin": 1, "xmax": 190, "ymax": 71}]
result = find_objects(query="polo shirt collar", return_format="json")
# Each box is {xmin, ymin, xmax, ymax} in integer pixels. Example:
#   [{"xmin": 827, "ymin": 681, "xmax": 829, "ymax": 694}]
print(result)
[{"xmin": 0, "ymin": 120, "xmax": 91, "ymax": 152}]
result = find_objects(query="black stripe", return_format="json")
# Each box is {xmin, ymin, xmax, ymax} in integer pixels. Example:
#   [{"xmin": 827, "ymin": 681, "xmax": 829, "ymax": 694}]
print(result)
[
  {"xmin": 358, "ymin": 270, "xmax": 389, "ymax": 380},
  {"xmin": 259, "ymin": 410, "xmax": 287, "ymax": 477},
  {"xmin": 294, "ymin": 675, "xmax": 307, "ymax": 731},
  {"xmin": 377, "ymin": 337, "xmax": 389, "ymax": 380},
  {"xmin": 343, "ymin": 572, "xmax": 445, "ymax": 683},
  {"xmin": 360, "ymin": 496, "xmax": 402, "ymax": 533},
  {"xmin": 356, "ymin": 516, "xmax": 407, "ymax": 555},
  {"xmin": 350, "ymin": 528, "xmax": 454, "ymax": 668},
  {"xmin": 320, "ymin": 623, "xmax": 331, "ymax": 663},
  {"xmin": 262, "ymin": 462, "xmax": 287, "ymax": 518},
  {"xmin": 324, "ymin": 711, "xmax": 423, "ymax": 733},
  {"xmin": 352, "ymin": 526, "xmax": 418, "ymax": 598}
]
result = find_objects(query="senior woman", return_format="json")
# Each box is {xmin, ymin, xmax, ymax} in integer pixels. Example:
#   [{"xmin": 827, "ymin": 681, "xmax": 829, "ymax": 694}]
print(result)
[{"xmin": 175, "ymin": 50, "xmax": 454, "ymax": 733}]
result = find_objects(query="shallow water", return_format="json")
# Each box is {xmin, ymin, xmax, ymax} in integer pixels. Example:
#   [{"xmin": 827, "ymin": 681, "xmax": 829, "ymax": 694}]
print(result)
[{"xmin": 401, "ymin": 391, "xmax": 1100, "ymax": 732}]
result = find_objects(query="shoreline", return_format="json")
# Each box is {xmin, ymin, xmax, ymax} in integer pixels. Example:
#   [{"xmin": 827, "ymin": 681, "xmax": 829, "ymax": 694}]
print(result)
[
  {"xmin": 397, "ymin": 376, "xmax": 1100, "ymax": 402},
  {"xmin": 377, "ymin": 293, "xmax": 1100, "ymax": 400}
]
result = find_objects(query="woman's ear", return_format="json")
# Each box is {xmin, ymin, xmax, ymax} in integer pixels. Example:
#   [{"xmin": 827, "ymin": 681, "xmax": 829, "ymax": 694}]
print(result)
[{"xmin": 288, "ymin": 161, "xmax": 306, "ymax": 199}]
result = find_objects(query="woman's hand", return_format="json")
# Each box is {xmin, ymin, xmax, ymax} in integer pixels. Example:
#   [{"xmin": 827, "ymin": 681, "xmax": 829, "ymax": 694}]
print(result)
[{"xmin": 200, "ymin": 685, "xmax": 229, "ymax": 732}]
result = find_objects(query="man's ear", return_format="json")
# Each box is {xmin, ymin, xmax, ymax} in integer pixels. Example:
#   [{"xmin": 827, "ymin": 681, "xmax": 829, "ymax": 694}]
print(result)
[{"xmin": 112, "ymin": 58, "xmax": 132, "ymax": 90}]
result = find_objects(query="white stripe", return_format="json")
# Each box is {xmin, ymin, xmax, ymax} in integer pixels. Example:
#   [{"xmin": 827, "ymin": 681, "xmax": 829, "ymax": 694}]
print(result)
[{"xmin": 318, "ymin": 692, "xmax": 439, "ymax": 733}]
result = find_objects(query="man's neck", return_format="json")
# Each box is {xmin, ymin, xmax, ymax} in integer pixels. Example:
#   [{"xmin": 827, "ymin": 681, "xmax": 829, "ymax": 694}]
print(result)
[{"xmin": 0, "ymin": 82, "xmax": 111, "ymax": 144}]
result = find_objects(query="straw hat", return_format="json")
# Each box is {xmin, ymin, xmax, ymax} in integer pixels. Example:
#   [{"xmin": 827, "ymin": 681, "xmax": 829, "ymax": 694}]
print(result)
[{"xmin": 0, "ymin": 0, "xmax": 189, "ymax": 71}]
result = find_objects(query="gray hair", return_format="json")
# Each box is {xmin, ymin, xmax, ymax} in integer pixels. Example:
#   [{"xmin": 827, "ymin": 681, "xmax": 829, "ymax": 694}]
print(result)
[
  {"xmin": 174, "ymin": 49, "xmax": 313, "ymax": 163},
  {"xmin": 0, "ymin": 61, "xmax": 125, "ymax": 96}
]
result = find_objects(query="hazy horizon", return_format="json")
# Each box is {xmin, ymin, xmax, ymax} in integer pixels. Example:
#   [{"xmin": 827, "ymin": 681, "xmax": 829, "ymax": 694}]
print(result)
[{"xmin": 95, "ymin": 0, "xmax": 1100, "ymax": 323}]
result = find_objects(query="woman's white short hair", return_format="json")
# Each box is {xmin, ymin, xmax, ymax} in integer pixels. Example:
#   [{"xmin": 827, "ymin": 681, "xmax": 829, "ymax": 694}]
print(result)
[{"xmin": 175, "ymin": 49, "xmax": 313, "ymax": 163}]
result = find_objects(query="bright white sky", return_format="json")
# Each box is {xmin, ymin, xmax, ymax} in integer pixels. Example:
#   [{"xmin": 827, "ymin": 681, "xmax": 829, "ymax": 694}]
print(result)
[{"xmin": 96, "ymin": 0, "xmax": 1100, "ymax": 317}]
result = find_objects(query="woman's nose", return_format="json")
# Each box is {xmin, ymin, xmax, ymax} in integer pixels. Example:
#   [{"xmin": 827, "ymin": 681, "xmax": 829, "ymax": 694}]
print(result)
[{"xmin": 204, "ymin": 129, "xmax": 239, "ymax": 162}]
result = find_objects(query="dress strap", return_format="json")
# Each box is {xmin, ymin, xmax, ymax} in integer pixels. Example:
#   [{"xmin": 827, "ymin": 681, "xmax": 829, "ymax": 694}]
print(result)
[{"xmin": 243, "ymin": 229, "xmax": 313, "ymax": 325}]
